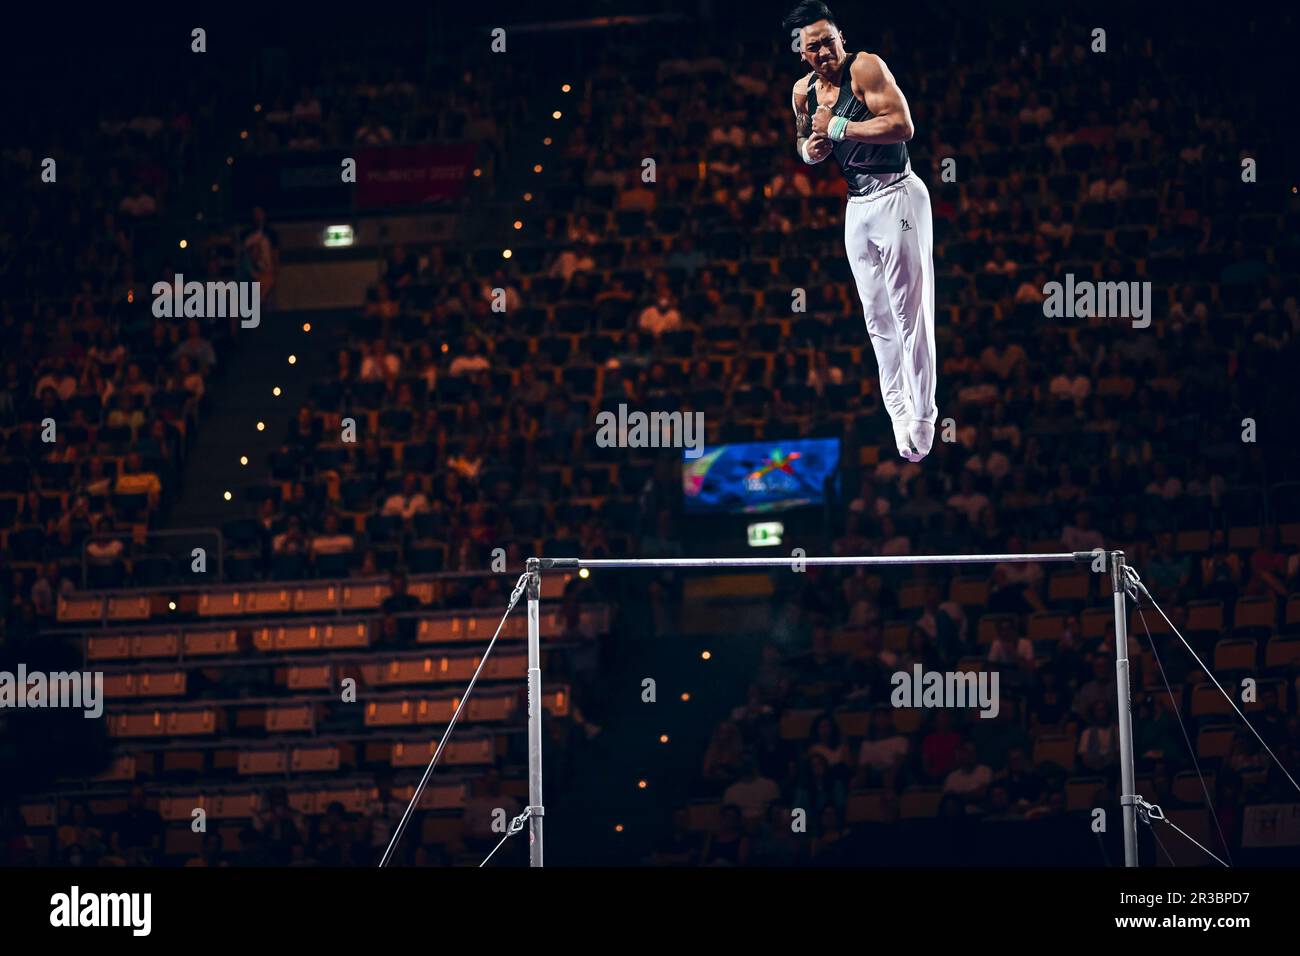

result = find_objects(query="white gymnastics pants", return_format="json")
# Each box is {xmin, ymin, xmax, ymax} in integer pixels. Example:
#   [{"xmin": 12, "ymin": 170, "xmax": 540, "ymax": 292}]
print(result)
[{"xmin": 844, "ymin": 173, "xmax": 937, "ymax": 427}]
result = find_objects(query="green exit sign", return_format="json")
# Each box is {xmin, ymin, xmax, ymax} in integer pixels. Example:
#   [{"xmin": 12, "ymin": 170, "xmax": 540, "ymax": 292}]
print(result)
[
  {"xmin": 323, "ymin": 224, "xmax": 354, "ymax": 248},
  {"xmin": 747, "ymin": 521, "xmax": 784, "ymax": 548}
]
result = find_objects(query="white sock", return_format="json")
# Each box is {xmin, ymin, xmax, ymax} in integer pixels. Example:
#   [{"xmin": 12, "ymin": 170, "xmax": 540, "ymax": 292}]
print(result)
[
  {"xmin": 892, "ymin": 420, "xmax": 918, "ymax": 461},
  {"xmin": 909, "ymin": 420, "xmax": 935, "ymax": 460}
]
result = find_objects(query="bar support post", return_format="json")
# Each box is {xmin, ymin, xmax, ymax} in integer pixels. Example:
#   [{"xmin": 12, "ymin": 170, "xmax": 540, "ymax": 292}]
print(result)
[
  {"xmin": 1110, "ymin": 550, "xmax": 1139, "ymax": 867},
  {"xmin": 525, "ymin": 558, "xmax": 544, "ymax": 867}
]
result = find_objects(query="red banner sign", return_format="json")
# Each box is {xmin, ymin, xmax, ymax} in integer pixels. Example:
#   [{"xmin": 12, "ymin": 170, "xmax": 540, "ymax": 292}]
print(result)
[{"xmin": 355, "ymin": 144, "xmax": 479, "ymax": 208}]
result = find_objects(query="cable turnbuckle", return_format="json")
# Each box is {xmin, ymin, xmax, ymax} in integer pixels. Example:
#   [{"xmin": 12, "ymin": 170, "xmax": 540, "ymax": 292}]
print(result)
[
  {"xmin": 506, "ymin": 806, "xmax": 533, "ymax": 836},
  {"xmin": 1133, "ymin": 795, "xmax": 1165, "ymax": 823}
]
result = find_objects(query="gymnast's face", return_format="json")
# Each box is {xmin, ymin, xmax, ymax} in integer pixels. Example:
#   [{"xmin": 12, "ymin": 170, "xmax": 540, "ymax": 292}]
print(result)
[{"xmin": 799, "ymin": 20, "xmax": 846, "ymax": 77}]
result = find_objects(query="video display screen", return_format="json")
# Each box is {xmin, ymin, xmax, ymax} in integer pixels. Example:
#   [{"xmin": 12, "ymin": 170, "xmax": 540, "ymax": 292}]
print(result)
[{"xmin": 682, "ymin": 438, "xmax": 841, "ymax": 515}]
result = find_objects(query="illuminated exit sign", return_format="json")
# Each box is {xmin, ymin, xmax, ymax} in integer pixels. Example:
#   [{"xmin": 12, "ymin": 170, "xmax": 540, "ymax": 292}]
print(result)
[
  {"xmin": 323, "ymin": 224, "xmax": 354, "ymax": 248},
  {"xmin": 747, "ymin": 521, "xmax": 784, "ymax": 548}
]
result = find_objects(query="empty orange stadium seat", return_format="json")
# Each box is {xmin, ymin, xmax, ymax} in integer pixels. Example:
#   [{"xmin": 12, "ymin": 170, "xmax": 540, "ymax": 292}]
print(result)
[
  {"xmin": 238, "ymin": 750, "xmax": 289, "ymax": 775},
  {"xmin": 1066, "ymin": 776, "xmax": 1106, "ymax": 811},
  {"xmin": 421, "ymin": 816, "xmax": 462, "ymax": 845},
  {"xmin": 1028, "ymin": 611, "xmax": 1067, "ymax": 641},
  {"xmin": 162, "ymin": 750, "xmax": 206, "ymax": 775},
  {"xmin": 246, "ymin": 589, "xmax": 292, "ymax": 614},
  {"xmin": 1286, "ymin": 594, "xmax": 1300, "ymax": 630},
  {"xmin": 109, "ymin": 711, "xmax": 168, "ymax": 738},
  {"xmin": 20, "ymin": 802, "xmax": 55, "ymax": 828},
  {"xmin": 130, "ymin": 632, "xmax": 180, "ymax": 658},
  {"xmin": 58, "ymin": 594, "xmax": 105, "ymax": 623},
  {"xmin": 1190, "ymin": 684, "xmax": 1233, "ymax": 716},
  {"xmin": 159, "ymin": 795, "xmax": 208, "ymax": 822},
  {"xmin": 1032, "ymin": 734, "xmax": 1076, "ymax": 772},
  {"xmin": 687, "ymin": 801, "xmax": 720, "ymax": 832},
  {"xmin": 323, "ymin": 621, "xmax": 370, "ymax": 649},
  {"xmin": 846, "ymin": 789, "xmax": 887, "ymax": 823},
  {"xmin": 292, "ymin": 584, "xmax": 338, "ymax": 612},
  {"xmin": 1265, "ymin": 637, "xmax": 1300, "ymax": 670},
  {"xmin": 233, "ymin": 707, "xmax": 267, "ymax": 733},
  {"xmin": 1227, "ymin": 526, "xmax": 1261, "ymax": 551},
  {"xmin": 197, "ymin": 589, "xmax": 245, "ymax": 617},
  {"xmin": 365, "ymin": 699, "xmax": 418, "ymax": 727},
  {"xmin": 165, "ymin": 828, "xmax": 203, "ymax": 857},
  {"xmin": 830, "ymin": 628, "xmax": 860, "ymax": 656},
  {"xmin": 1195, "ymin": 725, "xmax": 1235, "ymax": 761},
  {"xmin": 1048, "ymin": 574, "xmax": 1090, "ymax": 604},
  {"xmin": 286, "ymin": 663, "xmax": 333, "ymax": 690},
  {"xmin": 388, "ymin": 781, "xmax": 467, "ymax": 812},
  {"xmin": 1081, "ymin": 606, "xmax": 1113, "ymax": 640},
  {"xmin": 892, "ymin": 708, "xmax": 923, "ymax": 734},
  {"xmin": 481, "ymin": 651, "xmax": 526, "ymax": 680},
  {"xmin": 266, "ymin": 704, "xmax": 315, "ymax": 733},
  {"xmin": 1173, "ymin": 770, "xmax": 1216, "ymax": 805},
  {"xmin": 87, "ymin": 635, "xmax": 132, "ymax": 661},
  {"xmin": 106, "ymin": 595, "xmax": 151, "ymax": 621},
  {"xmin": 414, "ymin": 697, "xmax": 459, "ymax": 724},
  {"xmin": 1130, "ymin": 607, "xmax": 1173, "ymax": 637},
  {"xmin": 778, "ymin": 708, "xmax": 821, "ymax": 741},
  {"xmin": 1175, "ymin": 530, "xmax": 1212, "ymax": 554},
  {"xmin": 1212, "ymin": 639, "xmax": 1257, "ymax": 672},
  {"xmin": 290, "ymin": 745, "xmax": 341, "ymax": 772},
  {"xmin": 165, "ymin": 708, "xmax": 220, "ymax": 736},
  {"xmin": 340, "ymin": 583, "xmax": 385, "ymax": 610},
  {"xmin": 1185, "ymin": 600, "xmax": 1225, "ymax": 635},
  {"xmin": 899, "ymin": 787, "xmax": 942, "ymax": 819},
  {"xmin": 949, "ymin": 576, "xmax": 990, "ymax": 607},
  {"xmin": 211, "ymin": 790, "xmax": 260, "ymax": 822},
  {"xmin": 898, "ymin": 581, "xmax": 927, "ymax": 611},
  {"xmin": 184, "ymin": 629, "xmax": 240, "ymax": 656},
  {"xmin": 1233, "ymin": 596, "xmax": 1276, "ymax": 634},
  {"xmin": 467, "ymin": 693, "xmax": 515, "ymax": 722},
  {"xmin": 835, "ymin": 710, "xmax": 870, "ymax": 740}
]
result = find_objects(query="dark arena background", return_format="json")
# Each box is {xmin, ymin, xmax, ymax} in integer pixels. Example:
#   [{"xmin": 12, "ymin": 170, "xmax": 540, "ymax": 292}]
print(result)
[{"xmin": 1, "ymin": 0, "xmax": 1298, "ymax": 939}]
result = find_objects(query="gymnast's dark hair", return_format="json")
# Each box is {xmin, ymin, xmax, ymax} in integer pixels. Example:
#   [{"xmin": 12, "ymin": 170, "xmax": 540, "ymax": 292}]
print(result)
[{"xmin": 782, "ymin": 0, "xmax": 837, "ymax": 34}]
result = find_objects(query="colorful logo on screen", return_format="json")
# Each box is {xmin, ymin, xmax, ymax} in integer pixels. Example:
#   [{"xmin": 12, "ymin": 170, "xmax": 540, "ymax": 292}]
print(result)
[
  {"xmin": 746, "ymin": 448, "xmax": 802, "ymax": 491},
  {"xmin": 683, "ymin": 438, "xmax": 839, "ymax": 515}
]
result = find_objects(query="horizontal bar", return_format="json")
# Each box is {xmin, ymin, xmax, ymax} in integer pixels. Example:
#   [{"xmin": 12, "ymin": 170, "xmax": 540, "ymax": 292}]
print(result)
[{"xmin": 534, "ymin": 552, "xmax": 1098, "ymax": 571}]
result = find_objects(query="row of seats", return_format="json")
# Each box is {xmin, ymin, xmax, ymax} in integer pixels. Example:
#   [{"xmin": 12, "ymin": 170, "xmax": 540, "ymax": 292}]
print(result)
[
  {"xmin": 21, "ymin": 776, "xmax": 496, "ymax": 827},
  {"xmin": 773, "ymin": 686, "xmax": 1287, "ymax": 746},
  {"xmin": 685, "ymin": 775, "xmax": 1233, "ymax": 828},
  {"xmin": 77, "ymin": 606, "xmax": 607, "ymax": 660},
  {"xmin": 58, "ymin": 571, "xmax": 576, "ymax": 623}
]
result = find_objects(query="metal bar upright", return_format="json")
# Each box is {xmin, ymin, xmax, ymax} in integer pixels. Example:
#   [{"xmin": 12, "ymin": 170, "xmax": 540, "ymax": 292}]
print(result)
[
  {"xmin": 1110, "ymin": 550, "xmax": 1139, "ymax": 867},
  {"xmin": 525, "ymin": 558, "xmax": 544, "ymax": 867}
]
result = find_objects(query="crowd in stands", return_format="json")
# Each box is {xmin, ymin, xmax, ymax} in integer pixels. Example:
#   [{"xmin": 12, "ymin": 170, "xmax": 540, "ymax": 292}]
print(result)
[{"xmin": 0, "ymin": 75, "xmax": 243, "ymax": 638}]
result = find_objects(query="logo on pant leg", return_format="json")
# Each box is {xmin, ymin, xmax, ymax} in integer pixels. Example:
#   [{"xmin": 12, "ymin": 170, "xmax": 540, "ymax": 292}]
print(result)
[{"xmin": 900, "ymin": 218, "xmax": 912, "ymax": 231}]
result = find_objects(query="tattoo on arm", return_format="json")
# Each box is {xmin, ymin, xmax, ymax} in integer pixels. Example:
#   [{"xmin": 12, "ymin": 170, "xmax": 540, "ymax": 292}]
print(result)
[
  {"xmin": 794, "ymin": 105, "xmax": 812, "ymax": 139},
  {"xmin": 793, "ymin": 92, "xmax": 811, "ymax": 157}
]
